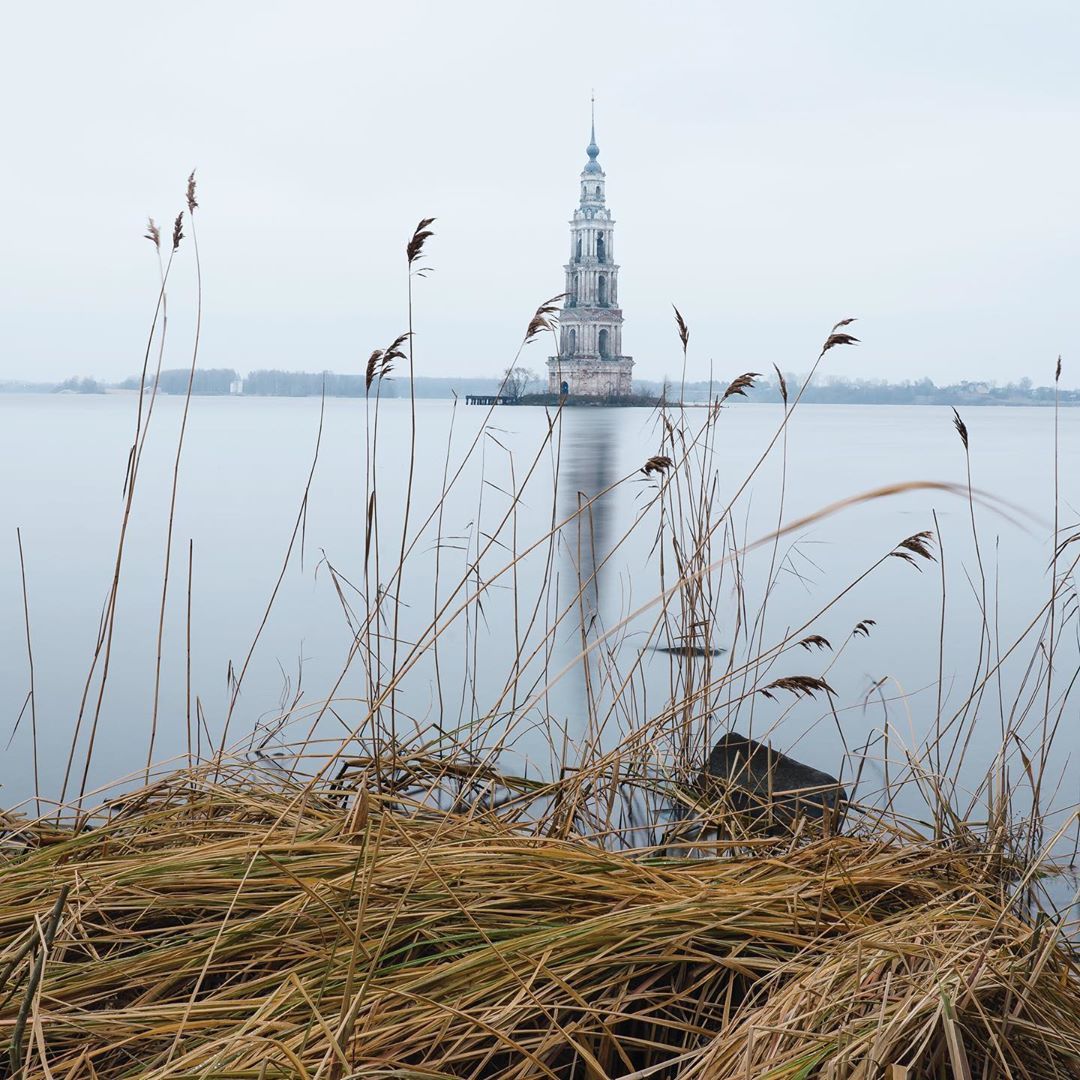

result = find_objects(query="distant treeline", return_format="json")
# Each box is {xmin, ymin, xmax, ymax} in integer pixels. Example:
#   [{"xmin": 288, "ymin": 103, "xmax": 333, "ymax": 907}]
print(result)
[
  {"xmin": 116, "ymin": 369, "xmax": 238, "ymax": 395},
  {"xmin": 641, "ymin": 375, "xmax": 1080, "ymax": 407},
  {"xmin": 4, "ymin": 371, "xmax": 1079, "ymax": 406},
  {"xmin": 121, "ymin": 370, "xmax": 504, "ymax": 398},
  {"xmin": 54, "ymin": 377, "xmax": 106, "ymax": 394},
  {"xmin": 242, "ymin": 372, "xmax": 512, "ymax": 398},
  {"xmin": 244, "ymin": 370, "xmax": 364, "ymax": 396}
]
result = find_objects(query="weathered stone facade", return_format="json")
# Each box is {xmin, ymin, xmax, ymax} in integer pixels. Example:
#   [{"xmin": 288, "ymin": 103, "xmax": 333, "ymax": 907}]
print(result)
[{"xmin": 547, "ymin": 108, "xmax": 633, "ymax": 397}]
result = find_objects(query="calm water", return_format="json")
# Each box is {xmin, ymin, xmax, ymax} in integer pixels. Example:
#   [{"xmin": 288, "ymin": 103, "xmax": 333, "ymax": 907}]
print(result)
[{"xmin": 1, "ymin": 393, "xmax": 1076, "ymax": 833}]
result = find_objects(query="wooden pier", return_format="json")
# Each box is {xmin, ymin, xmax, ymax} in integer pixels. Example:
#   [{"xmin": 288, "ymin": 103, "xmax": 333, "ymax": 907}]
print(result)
[{"xmin": 465, "ymin": 394, "xmax": 510, "ymax": 406}]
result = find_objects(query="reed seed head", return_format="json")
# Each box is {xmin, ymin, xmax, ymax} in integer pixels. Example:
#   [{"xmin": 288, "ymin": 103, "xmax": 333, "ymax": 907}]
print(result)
[
  {"xmin": 186, "ymin": 170, "xmax": 198, "ymax": 213},
  {"xmin": 641, "ymin": 455, "xmax": 674, "ymax": 477},
  {"xmin": 773, "ymin": 363, "xmax": 788, "ymax": 405},
  {"xmin": 822, "ymin": 331, "xmax": 859, "ymax": 354},
  {"xmin": 672, "ymin": 305, "xmax": 689, "ymax": 352},
  {"xmin": 365, "ymin": 350, "xmax": 384, "ymax": 392},
  {"xmin": 525, "ymin": 294, "xmax": 566, "ymax": 344},
  {"xmin": 951, "ymin": 408, "xmax": 969, "ymax": 450},
  {"xmin": 144, "ymin": 218, "xmax": 161, "ymax": 250},
  {"xmin": 382, "ymin": 332, "xmax": 410, "ymax": 365},
  {"xmin": 722, "ymin": 372, "xmax": 761, "ymax": 402},
  {"xmin": 365, "ymin": 332, "xmax": 411, "ymax": 392},
  {"xmin": 407, "ymin": 217, "xmax": 436, "ymax": 266},
  {"xmin": 759, "ymin": 675, "xmax": 835, "ymax": 700},
  {"xmin": 891, "ymin": 530, "xmax": 936, "ymax": 569},
  {"xmin": 171, "ymin": 212, "xmax": 184, "ymax": 251}
]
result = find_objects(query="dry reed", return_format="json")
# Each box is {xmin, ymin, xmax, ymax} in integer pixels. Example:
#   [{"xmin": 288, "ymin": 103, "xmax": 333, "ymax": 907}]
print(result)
[{"xmin": 4, "ymin": 184, "xmax": 1079, "ymax": 1078}]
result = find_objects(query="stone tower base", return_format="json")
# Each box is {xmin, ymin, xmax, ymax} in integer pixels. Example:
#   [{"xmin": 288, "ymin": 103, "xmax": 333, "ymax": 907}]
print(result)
[{"xmin": 547, "ymin": 356, "xmax": 634, "ymax": 397}]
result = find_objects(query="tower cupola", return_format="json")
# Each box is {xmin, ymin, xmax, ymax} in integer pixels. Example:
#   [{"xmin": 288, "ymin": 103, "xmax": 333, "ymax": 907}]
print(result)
[{"xmin": 584, "ymin": 118, "xmax": 601, "ymax": 173}]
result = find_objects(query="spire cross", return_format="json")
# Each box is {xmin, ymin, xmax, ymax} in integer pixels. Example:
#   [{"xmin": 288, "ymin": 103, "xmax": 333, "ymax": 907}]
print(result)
[{"xmin": 590, "ymin": 89, "xmax": 596, "ymax": 142}]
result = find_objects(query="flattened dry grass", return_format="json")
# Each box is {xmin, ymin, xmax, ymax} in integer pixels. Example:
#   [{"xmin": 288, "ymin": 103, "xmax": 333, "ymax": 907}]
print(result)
[{"xmin": 2, "ymin": 766, "xmax": 1078, "ymax": 1078}]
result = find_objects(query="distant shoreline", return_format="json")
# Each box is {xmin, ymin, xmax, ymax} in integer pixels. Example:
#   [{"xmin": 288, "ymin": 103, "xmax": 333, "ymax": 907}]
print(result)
[{"xmin": 3, "ymin": 372, "xmax": 1077, "ymax": 408}]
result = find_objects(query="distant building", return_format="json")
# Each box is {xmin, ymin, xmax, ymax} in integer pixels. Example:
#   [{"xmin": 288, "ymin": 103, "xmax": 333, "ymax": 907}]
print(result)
[
  {"xmin": 547, "ymin": 102, "xmax": 633, "ymax": 398},
  {"xmin": 229, "ymin": 378, "xmax": 244, "ymax": 395}
]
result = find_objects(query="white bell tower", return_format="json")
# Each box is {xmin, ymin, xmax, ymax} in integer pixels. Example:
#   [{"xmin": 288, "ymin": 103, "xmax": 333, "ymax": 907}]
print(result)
[{"xmin": 547, "ymin": 98, "xmax": 634, "ymax": 398}]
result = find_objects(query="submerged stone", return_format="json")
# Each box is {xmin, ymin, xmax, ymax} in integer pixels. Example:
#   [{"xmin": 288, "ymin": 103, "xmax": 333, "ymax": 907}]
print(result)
[{"xmin": 701, "ymin": 732, "xmax": 847, "ymax": 834}]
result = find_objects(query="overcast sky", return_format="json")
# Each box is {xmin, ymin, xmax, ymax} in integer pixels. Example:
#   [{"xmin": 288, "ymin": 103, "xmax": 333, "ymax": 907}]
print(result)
[{"xmin": 2, "ymin": 1, "xmax": 1078, "ymax": 385}]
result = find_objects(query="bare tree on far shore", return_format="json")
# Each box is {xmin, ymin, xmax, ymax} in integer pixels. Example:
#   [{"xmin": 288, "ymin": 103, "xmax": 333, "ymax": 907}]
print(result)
[{"xmin": 502, "ymin": 366, "xmax": 536, "ymax": 401}]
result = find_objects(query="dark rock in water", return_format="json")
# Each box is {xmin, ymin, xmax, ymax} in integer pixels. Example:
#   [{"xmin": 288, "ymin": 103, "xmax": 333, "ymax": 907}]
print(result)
[
  {"xmin": 654, "ymin": 644, "xmax": 726, "ymax": 658},
  {"xmin": 701, "ymin": 732, "xmax": 847, "ymax": 834}
]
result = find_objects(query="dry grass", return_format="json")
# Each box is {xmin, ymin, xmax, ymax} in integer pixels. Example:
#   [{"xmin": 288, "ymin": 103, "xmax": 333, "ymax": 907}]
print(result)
[{"xmin": 2, "ymin": 765, "xmax": 1078, "ymax": 1079}]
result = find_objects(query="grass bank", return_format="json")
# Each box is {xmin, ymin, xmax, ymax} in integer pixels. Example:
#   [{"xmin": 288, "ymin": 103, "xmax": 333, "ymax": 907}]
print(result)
[{"xmin": 3, "ymin": 764, "xmax": 1078, "ymax": 1078}]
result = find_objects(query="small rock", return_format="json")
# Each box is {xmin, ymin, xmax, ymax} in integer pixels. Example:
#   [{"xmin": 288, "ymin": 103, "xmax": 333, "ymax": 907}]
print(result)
[{"xmin": 700, "ymin": 732, "xmax": 847, "ymax": 834}]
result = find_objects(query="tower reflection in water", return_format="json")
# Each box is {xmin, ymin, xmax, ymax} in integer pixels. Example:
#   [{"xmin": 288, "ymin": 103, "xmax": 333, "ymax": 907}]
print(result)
[
  {"xmin": 550, "ymin": 407, "xmax": 629, "ymax": 770},
  {"xmin": 559, "ymin": 409, "xmax": 620, "ymax": 633},
  {"xmin": 552, "ymin": 410, "xmax": 670, "ymax": 846}
]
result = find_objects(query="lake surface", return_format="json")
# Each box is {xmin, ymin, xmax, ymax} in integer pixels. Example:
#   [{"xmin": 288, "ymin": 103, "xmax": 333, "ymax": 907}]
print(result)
[{"xmin": 1, "ymin": 393, "xmax": 1076, "ymax": 843}]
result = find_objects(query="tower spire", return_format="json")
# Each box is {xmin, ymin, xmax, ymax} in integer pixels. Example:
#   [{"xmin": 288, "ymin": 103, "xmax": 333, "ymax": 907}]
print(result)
[{"xmin": 586, "ymin": 90, "xmax": 599, "ymax": 161}]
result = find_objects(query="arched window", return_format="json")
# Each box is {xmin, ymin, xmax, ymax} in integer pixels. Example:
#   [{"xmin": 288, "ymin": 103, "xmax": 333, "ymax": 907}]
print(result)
[
  {"xmin": 596, "ymin": 233, "xmax": 605, "ymax": 262},
  {"xmin": 598, "ymin": 274, "xmax": 607, "ymax": 306},
  {"xmin": 567, "ymin": 327, "xmax": 576, "ymax": 356},
  {"xmin": 595, "ymin": 185, "xmax": 601, "ymax": 198},
  {"xmin": 598, "ymin": 328, "xmax": 610, "ymax": 357},
  {"xmin": 575, "ymin": 237, "xmax": 582, "ymax": 260},
  {"xmin": 561, "ymin": 380, "xmax": 569, "ymax": 396}
]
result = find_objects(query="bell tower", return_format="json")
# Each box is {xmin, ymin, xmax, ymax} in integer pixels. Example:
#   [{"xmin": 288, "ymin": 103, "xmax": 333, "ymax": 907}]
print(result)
[{"xmin": 547, "ymin": 98, "xmax": 634, "ymax": 398}]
